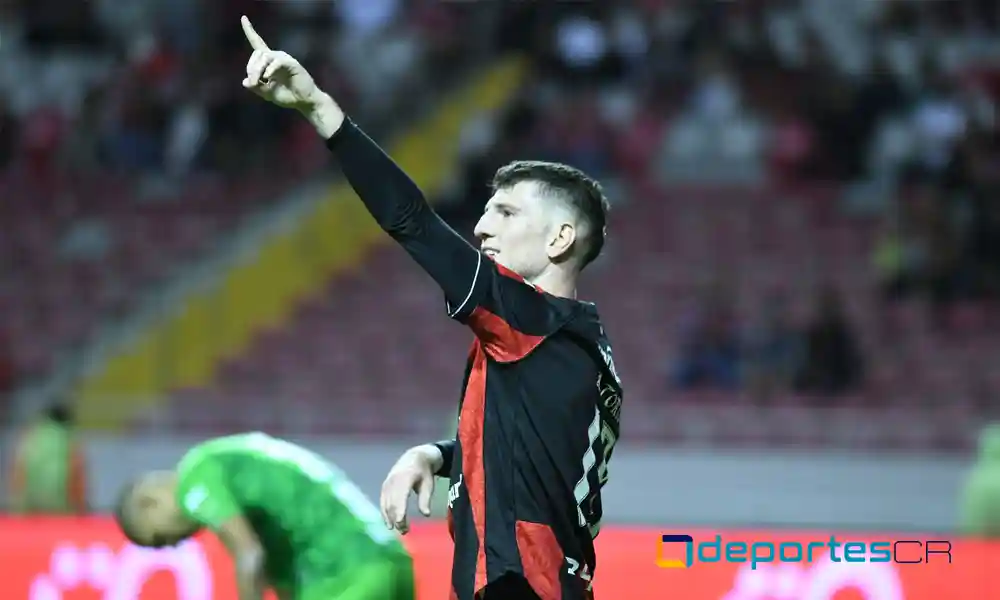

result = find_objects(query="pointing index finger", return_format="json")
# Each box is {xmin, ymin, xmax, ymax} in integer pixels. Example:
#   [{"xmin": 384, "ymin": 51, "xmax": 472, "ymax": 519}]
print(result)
[{"xmin": 241, "ymin": 16, "xmax": 270, "ymax": 51}]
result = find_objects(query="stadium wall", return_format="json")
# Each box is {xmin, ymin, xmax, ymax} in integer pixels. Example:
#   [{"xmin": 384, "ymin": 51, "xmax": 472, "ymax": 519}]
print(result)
[
  {"xmin": 1, "ymin": 518, "xmax": 995, "ymax": 599},
  {"xmin": 0, "ymin": 435, "xmax": 970, "ymax": 530}
]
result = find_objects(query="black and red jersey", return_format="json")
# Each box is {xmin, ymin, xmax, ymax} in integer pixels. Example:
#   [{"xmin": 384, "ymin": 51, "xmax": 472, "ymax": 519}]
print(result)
[
  {"xmin": 444, "ymin": 256, "xmax": 622, "ymax": 600},
  {"xmin": 327, "ymin": 119, "xmax": 623, "ymax": 600}
]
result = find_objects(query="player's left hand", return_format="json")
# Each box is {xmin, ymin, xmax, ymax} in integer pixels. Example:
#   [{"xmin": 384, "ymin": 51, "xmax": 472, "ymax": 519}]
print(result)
[
  {"xmin": 380, "ymin": 446, "xmax": 437, "ymax": 534},
  {"xmin": 240, "ymin": 16, "xmax": 321, "ymax": 111}
]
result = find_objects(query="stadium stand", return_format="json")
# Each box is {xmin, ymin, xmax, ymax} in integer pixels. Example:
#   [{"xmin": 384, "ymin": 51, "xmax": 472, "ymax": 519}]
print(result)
[
  {"xmin": 0, "ymin": 172, "xmax": 294, "ymax": 380},
  {"xmin": 130, "ymin": 1, "xmax": 1000, "ymax": 451},
  {"xmin": 153, "ymin": 178, "xmax": 996, "ymax": 451},
  {"xmin": 0, "ymin": 0, "xmax": 485, "ymax": 391},
  {"xmin": 4, "ymin": 1, "xmax": 999, "ymax": 453}
]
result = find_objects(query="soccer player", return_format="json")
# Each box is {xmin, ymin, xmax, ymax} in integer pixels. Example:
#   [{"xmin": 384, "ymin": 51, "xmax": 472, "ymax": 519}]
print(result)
[
  {"xmin": 239, "ymin": 16, "xmax": 623, "ymax": 600},
  {"xmin": 113, "ymin": 432, "xmax": 415, "ymax": 600}
]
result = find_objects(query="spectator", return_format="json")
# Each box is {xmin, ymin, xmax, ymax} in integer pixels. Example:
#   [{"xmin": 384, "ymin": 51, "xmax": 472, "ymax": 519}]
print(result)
[
  {"xmin": 875, "ymin": 174, "xmax": 969, "ymax": 316},
  {"xmin": 909, "ymin": 61, "xmax": 969, "ymax": 174},
  {"xmin": 102, "ymin": 83, "xmax": 169, "ymax": 172},
  {"xmin": 545, "ymin": 3, "xmax": 622, "ymax": 87},
  {"xmin": 671, "ymin": 281, "xmax": 741, "ymax": 390},
  {"xmin": 795, "ymin": 286, "xmax": 864, "ymax": 397},
  {"xmin": 742, "ymin": 291, "xmax": 802, "ymax": 400},
  {"xmin": 0, "ymin": 98, "xmax": 17, "ymax": 168},
  {"xmin": 872, "ymin": 211, "xmax": 911, "ymax": 299},
  {"xmin": 795, "ymin": 34, "xmax": 867, "ymax": 181},
  {"xmin": 8, "ymin": 403, "xmax": 88, "ymax": 514},
  {"xmin": 59, "ymin": 87, "xmax": 108, "ymax": 171},
  {"xmin": 966, "ymin": 190, "xmax": 1000, "ymax": 298},
  {"xmin": 688, "ymin": 46, "xmax": 743, "ymax": 124},
  {"xmin": 437, "ymin": 94, "xmax": 541, "ymax": 230},
  {"xmin": 21, "ymin": 0, "xmax": 103, "ymax": 50},
  {"xmin": 537, "ymin": 90, "xmax": 612, "ymax": 178},
  {"xmin": 960, "ymin": 423, "xmax": 1000, "ymax": 537},
  {"xmin": 923, "ymin": 207, "xmax": 969, "ymax": 315}
]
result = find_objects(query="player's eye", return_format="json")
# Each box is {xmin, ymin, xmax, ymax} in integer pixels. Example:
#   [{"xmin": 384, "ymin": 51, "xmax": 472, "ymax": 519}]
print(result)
[{"xmin": 483, "ymin": 204, "xmax": 515, "ymax": 219}]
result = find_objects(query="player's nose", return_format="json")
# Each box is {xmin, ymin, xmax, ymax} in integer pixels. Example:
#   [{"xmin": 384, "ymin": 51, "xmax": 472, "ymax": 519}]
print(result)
[{"xmin": 473, "ymin": 214, "xmax": 492, "ymax": 240}]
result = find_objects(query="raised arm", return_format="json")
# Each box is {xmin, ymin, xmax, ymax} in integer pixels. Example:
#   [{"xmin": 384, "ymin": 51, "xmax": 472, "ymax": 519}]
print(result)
[
  {"xmin": 238, "ymin": 16, "xmax": 569, "ymax": 360},
  {"xmin": 323, "ymin": 117, "xmax": 485, "ymax": 309},
  {"xmin": 238, "ymin": 16, "xmax": 482, "ymax": 309}
]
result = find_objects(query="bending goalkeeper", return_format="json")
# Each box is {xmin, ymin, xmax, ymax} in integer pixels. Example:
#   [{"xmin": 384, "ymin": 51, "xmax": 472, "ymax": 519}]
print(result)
[{"xmin": 114, "ymin": 432, "xmax": 415, "ymax": 600}]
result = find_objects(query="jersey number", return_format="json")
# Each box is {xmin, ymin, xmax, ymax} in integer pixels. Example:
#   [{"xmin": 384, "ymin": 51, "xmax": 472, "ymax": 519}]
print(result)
[
  {"xmin": 566, "ymin": 558, "xmax": 593, "ymax": 590},
  {"xmin": 246, "ymin": 434, "xmax": 395, "ymax": 545}
]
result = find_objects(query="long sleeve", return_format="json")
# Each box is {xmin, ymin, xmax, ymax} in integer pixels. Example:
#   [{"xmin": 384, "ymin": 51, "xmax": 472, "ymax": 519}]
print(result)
[
  {"xmin": 325, "ymin": 119, "xmax": 483, "ymax": 310},
  {"xmin": 432, "ymin": 439, "xmax": 456, "ymax": 478},
  {"xmin": 325, "ymin": 118, "xmax": 571, "ymax": 355}
]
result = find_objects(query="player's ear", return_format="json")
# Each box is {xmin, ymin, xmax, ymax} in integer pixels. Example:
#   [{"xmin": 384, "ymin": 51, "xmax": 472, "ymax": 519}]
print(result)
[{"xmin": 546, "ymin": 221, "xmax": 577, "ymax": 262}]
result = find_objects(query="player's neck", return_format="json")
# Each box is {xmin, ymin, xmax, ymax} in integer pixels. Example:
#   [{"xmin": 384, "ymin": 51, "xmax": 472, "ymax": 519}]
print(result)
[{"xmin": 529, "ymin": 270, "xmax": 578, "ymax": 300}]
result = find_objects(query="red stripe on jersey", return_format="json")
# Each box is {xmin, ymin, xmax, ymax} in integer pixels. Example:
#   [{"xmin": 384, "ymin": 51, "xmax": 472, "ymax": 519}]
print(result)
[
  {"xmin": 459, "ymin": 342, "xmax": 489, "ymax": 594},
  {"xmin": 468, "ymin": 307, "xmax": 546, "ymax": 363},
  {"xmin": 515, "ymin": 521, "xmax": 565, "ymax": 600}
]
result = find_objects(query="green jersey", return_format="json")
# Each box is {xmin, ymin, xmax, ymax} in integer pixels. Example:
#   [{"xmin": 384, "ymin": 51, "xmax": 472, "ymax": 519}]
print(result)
[
  {"xmin": 175, "ymin": 432, "xmax": 405, "ymax": 589},
  {"xmin": 16, "ymin": 421, "xmax": 76, "ymax": 512}
]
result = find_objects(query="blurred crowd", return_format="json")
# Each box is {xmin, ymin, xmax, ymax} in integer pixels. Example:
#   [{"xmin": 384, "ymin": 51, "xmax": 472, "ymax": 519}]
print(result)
[
  {"xmin": 439, "ymin": 0, "xmax": 1000, "ymax": 403},
  {"xmin": 1, "ymin": 0, "xmax": 999, "ymax": 414},
  {"xmin": 0, "ymin": 0, "xmax": 489, "ymax": 400},
  {"xmin": 0, "ymin": 0, "xmax": 482, "ymax": 178},
  {"xmin": 668, "ymin": 281, "xmax": 866, "ymax": 400}
]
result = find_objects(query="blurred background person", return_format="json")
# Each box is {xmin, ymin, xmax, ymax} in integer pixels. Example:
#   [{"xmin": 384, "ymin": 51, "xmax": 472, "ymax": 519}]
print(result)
[
  {"xmin": 794, "ymin": 285, "xmax": 865, "ymax": 398},
  {"xmin": 742, "ymin": 289, "xmax": 803, "ymax": 402},
  {"xmin": 671, "ymin": 279, "xmax": 742, "ymax": 391},
  {"xmin": 7, "ymin": 403, "xmax": 88, "ymax": 515},
  {"xmin": 960, "ymin": 424, "xmax": 1000, "ymax": 538}
]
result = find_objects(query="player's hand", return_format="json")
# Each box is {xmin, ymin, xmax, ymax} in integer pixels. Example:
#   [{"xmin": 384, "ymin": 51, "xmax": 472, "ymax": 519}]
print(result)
[
  {"xmin": 380, "ymin": 446, "xmax": 438, "ymax": 535},
  {"xmin": 240, "ymin": 16, "xmax": 321, "ymax": 111}
]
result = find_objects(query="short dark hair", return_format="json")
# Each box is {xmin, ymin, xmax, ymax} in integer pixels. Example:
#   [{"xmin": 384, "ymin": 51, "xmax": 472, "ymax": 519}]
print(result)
[
  {"xmin": 44, "ymin": 403, "xmax": 73, "ymax": 425},
  {"xmin": 491, "ymin": 160, "xmax": 609, "ymax": 268}
]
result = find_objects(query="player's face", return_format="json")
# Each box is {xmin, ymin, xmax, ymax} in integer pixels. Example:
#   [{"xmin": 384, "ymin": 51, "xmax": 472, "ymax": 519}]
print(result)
[
  {"xmin": 475, "ymin": 181, "xmax": 572, "ymax": 279},
  {"xmin": 128, "ymin": 485, "xmax": 192, "ymax": 548}
]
